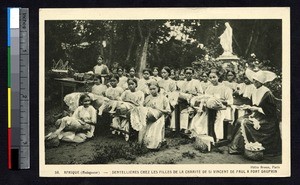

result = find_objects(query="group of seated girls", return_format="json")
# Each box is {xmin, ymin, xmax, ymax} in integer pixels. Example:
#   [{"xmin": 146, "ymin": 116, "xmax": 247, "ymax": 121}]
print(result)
[{"xmin": 46, "ymin": 65, "xmax": 281, "ymax": 156}]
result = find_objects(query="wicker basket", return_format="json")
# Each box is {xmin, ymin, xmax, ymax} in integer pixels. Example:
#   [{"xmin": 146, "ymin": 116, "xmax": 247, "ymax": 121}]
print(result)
[
  {"xmin": 194, "ymin": 137, "xmax": 208, "ymax": 153},
  {"xmin": 244, "ymin": 149, "xmax": 264, "ymax": 161}
]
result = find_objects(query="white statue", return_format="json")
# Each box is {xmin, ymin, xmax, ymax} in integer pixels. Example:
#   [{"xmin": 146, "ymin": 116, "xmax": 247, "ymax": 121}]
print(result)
[{"xmin": 219, "ymin": 22, "xmax": 233, "ymax": 56}]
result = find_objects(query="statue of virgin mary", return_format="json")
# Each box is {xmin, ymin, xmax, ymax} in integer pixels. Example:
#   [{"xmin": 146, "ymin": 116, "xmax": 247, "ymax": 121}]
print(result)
[
  {"xmin": 217, "ymin": 22, "xmax": 239, "ymax": 60},
  {"xmin": 219, "ymin": 22, "xmax": 233, "ymax": 56}
]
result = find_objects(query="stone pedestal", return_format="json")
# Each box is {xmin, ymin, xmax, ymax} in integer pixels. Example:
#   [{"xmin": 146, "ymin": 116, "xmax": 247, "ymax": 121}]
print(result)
[{"xmin": 216, "ymin": 53, "xmax": 239, "ymax": 61}]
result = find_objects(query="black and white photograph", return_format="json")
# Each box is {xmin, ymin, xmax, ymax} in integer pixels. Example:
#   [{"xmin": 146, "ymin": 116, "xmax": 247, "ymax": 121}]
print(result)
[{"xmin": 39, "ymin": 8, "xmax": 290, "ymax": 177}]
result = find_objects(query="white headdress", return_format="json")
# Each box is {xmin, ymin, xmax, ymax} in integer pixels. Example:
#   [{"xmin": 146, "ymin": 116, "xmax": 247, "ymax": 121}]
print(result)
[
  {"xmin": 252, "ymin": 70, "xmax": 277, "ymax": 84},
  {"xmin": 245, "ymin": 68, "xmax": 277, "ymax": 84}
]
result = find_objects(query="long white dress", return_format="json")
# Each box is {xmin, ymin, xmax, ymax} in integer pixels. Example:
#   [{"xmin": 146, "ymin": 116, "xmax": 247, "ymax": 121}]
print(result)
[
  {"xmin": 140, "ymin": 94, "xmax": 171, "ymax": 149},
  {"xmin": 178, "ymin": 79, "xmax": 203, "ymax": 130},
  {"xmin": 190, "ymin": 83, "xmax": 233, "ymax": 140}
]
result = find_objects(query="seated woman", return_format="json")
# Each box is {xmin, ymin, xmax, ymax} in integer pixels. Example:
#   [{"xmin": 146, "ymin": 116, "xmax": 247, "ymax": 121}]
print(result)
[
  {"xmin": 132, "ymin": 81, "xmax": 171, "ymax": 150},
  {"xmin": 158, "ymin": 66, "xmax": 177, "ymax": 130},
  {"xmin": 98, "ymin": 74, "xmax": 124, "ymax": 115},
  {"xmin": 137, "ymin": 68, "xmax": 156, "ymax": 96},
  {"xmin": 117, "ymin": 67, "xmax": 128, "ymax": 90},
  {"xmin": 45, "ymin": 94, "xmax": 97, "ymax": 145},
  {"xmin": 178, "ymin": 67, "xmax": 203, "ymax": 134},
  {"xmin": 228, "ymin": 69, "xmax": 281, "ymax": 156},
  {"xmin": 89, "ymin": 75, "xmax": 108, "ymax": 109},
  {"xmin": 110, "ymin": 78, "xmax": 144, "ymax": 141},
  {"xmin": 189, "ymin": 70, "xmax": 233, "ymax": 142}
]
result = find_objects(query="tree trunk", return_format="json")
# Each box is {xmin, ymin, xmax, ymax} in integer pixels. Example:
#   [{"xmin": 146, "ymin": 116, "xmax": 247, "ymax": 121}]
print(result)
[
  {"xmin": 126, "ymin": 34, "xmax": 135, "ymax": 62},
  {"xmin": 138, "ymin": 31, "xmax": 151, "ymax": 77}
]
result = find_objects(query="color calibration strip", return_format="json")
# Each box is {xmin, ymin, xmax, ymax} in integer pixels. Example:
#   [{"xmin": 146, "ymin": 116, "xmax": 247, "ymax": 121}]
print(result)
[{"xmin": 8, "ymin": 8, "xmax": 30, "ymax": 170}]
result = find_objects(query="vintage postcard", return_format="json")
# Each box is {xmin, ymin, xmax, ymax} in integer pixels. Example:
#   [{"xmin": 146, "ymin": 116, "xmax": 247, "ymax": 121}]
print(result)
[{"xmin": 39, "ymin": 8, "xmax": 290, "ymax": 177}]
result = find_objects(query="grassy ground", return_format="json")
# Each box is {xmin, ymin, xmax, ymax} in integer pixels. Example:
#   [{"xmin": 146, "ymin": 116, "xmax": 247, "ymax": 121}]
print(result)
[{"xmin": 45, "ymin": 110, "xmax": 281, "ymax": 165}]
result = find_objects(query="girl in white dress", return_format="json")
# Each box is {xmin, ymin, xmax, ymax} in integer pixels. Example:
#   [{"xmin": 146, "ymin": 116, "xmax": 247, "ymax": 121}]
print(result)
[
  {"xmin": 158, "ymin": 66, "xmax": 177, "ymax": 130},
  {"xmin": 111, "ymin": 78, "xmax": 144, "ymax": 141},
  {"xmin": 190, "ymin": 71, "xmax": 233, "ymax": 142},
  {"xmin": 178, "ymin": 67, "xmax": 203, "ymax": 134},
  {"xmin": 137, "ymin": 68, "xmax": 156, "ymax": 96},
  {"xmin": 98, "ymin": 75, "xmax": 124, "ymax": 115},
  {"xmin": 45, "ymin": 94, "xmax": 97, "ymax": 145},
  {"xmin": 93, "ymin": 55, "xmax": 109, "ymax": 84},
  {"xmin": 117, "ymin": 67, "xmax": 128, "ymax": 90},
  {"xmin": 138, "ymin": 81, "xmax": 171, "ymax": 149}
]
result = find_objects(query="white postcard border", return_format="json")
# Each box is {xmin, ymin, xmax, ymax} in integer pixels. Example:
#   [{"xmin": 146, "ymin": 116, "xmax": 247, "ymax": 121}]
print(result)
[{"xmin": 39, "ymin": 7, "xmax": 290, "ymax": 177}]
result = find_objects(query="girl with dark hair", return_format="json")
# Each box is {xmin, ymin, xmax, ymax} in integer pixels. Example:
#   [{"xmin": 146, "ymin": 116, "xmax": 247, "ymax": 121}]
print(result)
[
  {"xmin": 93, "ymin": 55, "xmax": 110, "ymax": 84},
  {"xmin": 200, "ymin": 72, "xmax": 211, "ymax": 92},
  {"xmin": 177, "ymin": 67, "xmax": 203, "ymax": 134},
  {"xmin": 176, "ymin": 69, "xmax": 186, "ymax": 91},
  {"xmin": 110, "ymin": 78, "xmax": 144, "ymax": 141},
  {"xmin": 223, "ymin": 70, "xmax": 238, "ymax": 91},
  {"xmin": 170, "ymin": 68, "xmax": 176, "ymax": 80},
  {"xmin": 98, "ymin": 75, "xmax": 124, "ymax": 115},
  {"xmin": 45, "ymin": 93, "xmax": 97, "ymax": 145},
  {"xmin": 189, "ymin": 70, "xmax": 233, "ymax": 142},
  {"xmin": 117, "ymin": 67, "xmax": 128, "ymax": 90},
  {"xmin": 128, "ymin": 67, "xmax": 140, "ymax": 80},
  {"xmin": 151, "ymin": 67, "xmax": 162, "ymax": 81},
  {"xmin": 132, "ymin": 81, "xmax": 171, "ymax": 149},
  {"xmin": 158, "ymin": 66, "xmax": 176, "ymax": 94},
  {"xmin": 92, "ymin": 75, "xmax": 107, "ymax": 97},
  {"xmin": 158, "ymin": 66, "xmax": 177, "ymax": 131},
  {"xmin": 137, "ymin": 68, "xmax": 156, "ymax": 96}
]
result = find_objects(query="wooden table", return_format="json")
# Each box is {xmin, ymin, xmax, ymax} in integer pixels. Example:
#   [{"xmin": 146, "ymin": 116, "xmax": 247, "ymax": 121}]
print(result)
[{"xmin": 54, "ymin": 78, "xmax": 87, "ymax": 108}]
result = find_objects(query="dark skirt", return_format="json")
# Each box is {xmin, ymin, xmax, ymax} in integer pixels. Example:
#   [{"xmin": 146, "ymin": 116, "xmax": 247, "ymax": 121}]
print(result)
[{"xmin": 229, "ymin": 113, "xmax": 281, "ymax": 155}]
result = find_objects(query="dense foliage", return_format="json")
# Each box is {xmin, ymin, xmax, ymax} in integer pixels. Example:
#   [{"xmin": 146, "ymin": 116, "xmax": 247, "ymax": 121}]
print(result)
[{"xmin": 45, "ymin": 19, "xmax": 282, "ymax": 106}]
